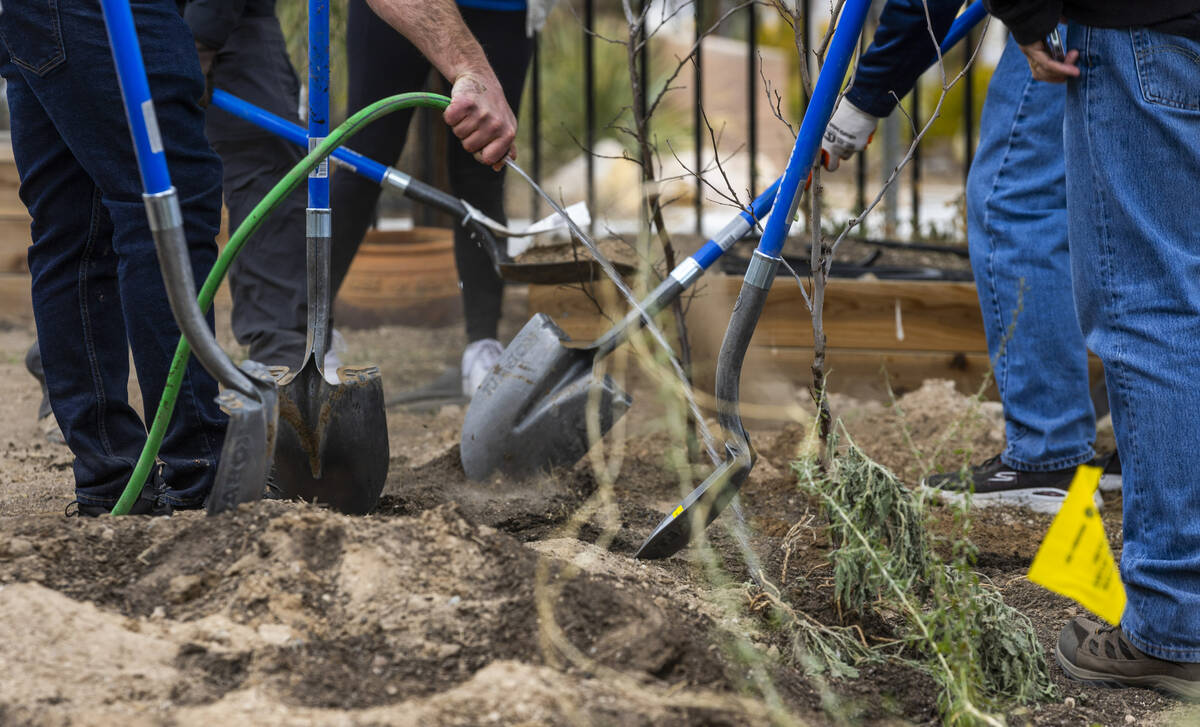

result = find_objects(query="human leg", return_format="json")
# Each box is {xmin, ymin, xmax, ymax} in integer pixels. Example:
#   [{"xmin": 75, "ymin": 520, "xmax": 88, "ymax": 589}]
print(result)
[
  {"xmin": 966, "ymin": 35, "xmax": 1094, "ymax": 472},
  {"xmin": 447, "ymin": 7, "xmax": 532, "ymax": 345},
  {"xmin": 1065, "ymin": 23, "xmax": 1200, "ymax": 662},
  {"xmin": 329, "ymin": 0, "xmax": 431, "ymax": 298},
  {"xmin": 210, "ymin": 17, "xmax": 309, "ymax": 370},
  {"xmin": 0, "ymin": 0, "xmax": 226, "ymax": 507},
  {"xmin": 218, "ymin": 135, "xmax": 310, "ymax": 369}
]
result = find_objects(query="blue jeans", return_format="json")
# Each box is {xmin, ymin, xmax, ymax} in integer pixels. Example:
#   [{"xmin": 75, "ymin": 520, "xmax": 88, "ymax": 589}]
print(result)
[
  {"xmin": 1064, "ymin": 24, "xmax": 1200, "ymax": 661},
  {"xmin": 0, "ymin": 0, "xmax": 227, "ymax": 507},
  {"xmin": 966, "ymin": 35, "xmax": 1096, "ymax": 472}
]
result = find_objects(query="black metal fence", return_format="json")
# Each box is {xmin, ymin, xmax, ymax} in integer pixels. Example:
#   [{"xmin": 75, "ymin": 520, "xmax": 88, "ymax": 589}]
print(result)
[{"xmin": 514, "ymin": 0, "xmax": 984, "ymax": 241}]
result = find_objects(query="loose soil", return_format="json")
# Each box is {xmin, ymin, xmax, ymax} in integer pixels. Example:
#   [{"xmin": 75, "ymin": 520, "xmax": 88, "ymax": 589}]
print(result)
[{"xmin": 0, "ymin": 311, "xmax": 1195, "ymax": 726}]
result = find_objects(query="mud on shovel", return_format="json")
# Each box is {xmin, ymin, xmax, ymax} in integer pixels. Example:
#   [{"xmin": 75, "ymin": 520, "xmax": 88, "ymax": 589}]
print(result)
[
  {"xmin": 270, "ymin": 0, "xmax": 389, "ymax": 514},
  {"xmin": 459, "ymin": 180, "xmax": 779, "ymax": 481},
  {"xmin": 100, "ymin": 0, "xmax": 278, "ymax": 514}
]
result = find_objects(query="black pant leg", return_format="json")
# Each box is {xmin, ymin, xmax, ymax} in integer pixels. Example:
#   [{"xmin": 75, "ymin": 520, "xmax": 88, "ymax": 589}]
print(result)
[
  {"xmin": 329, "ymin": 0, "xmax": 432, "ymax": 297},
  {"xmin": 449, "ymin": 8, "xmax": 533, "ymax": 342},
  {"xmin": 217, "ymin": 136, "xmax": 310, "ymax": 369},
  {"xmin": 208, "ymin": 16, "xmax": 310, "ymax": 368}
]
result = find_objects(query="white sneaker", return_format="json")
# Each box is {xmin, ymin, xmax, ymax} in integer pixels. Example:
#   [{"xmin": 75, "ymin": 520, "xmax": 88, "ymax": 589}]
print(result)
[
  {"xmin": 1098, "ymin": 451, "xmax": 1122, "ymax": 492},
  {"xmin": 322, "ymin": 328, "xmax": 347, "ymax": 384},
  {"xmin": 461, "ymin": 338, "xmax": 504, "ymax": 397}
]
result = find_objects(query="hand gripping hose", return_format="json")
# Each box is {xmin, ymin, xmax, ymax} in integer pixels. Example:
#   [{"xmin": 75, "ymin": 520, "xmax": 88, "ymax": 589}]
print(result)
[{"xmin": 112, "ymin": 92, "xmax": 452, "ymax": 514}]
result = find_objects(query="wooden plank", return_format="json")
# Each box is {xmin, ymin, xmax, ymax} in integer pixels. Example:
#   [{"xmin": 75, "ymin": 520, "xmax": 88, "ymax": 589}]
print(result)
[
  {"xmin": 624, "ymin": 345, "xmax": 1103, "ymax": 419},
  {"xmin": 530, "ymin": 275, "xmax": 989, "ymax": 353},
  {"xmin": 530, "ymin": 277, "xmax": 1105, "ymax": 410}
]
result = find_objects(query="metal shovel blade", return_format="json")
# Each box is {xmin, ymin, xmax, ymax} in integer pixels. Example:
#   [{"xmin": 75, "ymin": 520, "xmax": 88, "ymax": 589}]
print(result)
[
  {"xmin": 461, "ymin": 313, "xmax": 631, "ymax": 481},
  {"xmin": 635, "ymin": 445, "xmax": 754, "ymax": 560},
  {"xmin": 272, "ymin": 360, "xmax": 389, "ymax": 514},
  {"xmin": 206, "ymin": 361, "xmax": 280, "ymax": 515}
]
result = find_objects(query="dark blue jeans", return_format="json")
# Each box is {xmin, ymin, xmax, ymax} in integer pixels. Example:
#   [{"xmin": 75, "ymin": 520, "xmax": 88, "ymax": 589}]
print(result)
[
  {"xmin": 966, "ymin": 35, "xmax": 1096, "ymax": 472},
  {"xmin": 0, "ymin": 0, "xmax": 227, "ymax": 507}
]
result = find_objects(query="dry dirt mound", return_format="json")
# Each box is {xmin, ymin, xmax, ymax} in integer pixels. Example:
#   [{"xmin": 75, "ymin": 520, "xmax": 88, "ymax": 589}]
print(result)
[
  {"xmin": 0, "ymin": 503, "xmax": 776, "ymax": 725},
  {"xmin": 841, "ymin": 379, "xmax": 1005, "ymax": 484}
]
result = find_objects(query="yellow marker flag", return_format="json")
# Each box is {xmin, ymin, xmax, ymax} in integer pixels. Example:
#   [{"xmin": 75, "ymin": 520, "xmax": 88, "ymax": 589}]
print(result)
[{"xmin": 1028, "ymin": 464, "xmax": 1126, "ymax": 626}]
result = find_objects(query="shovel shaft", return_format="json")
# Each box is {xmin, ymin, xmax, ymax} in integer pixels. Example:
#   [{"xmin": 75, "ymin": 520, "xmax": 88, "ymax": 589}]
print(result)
[
  {"xmin": 757, "ymin": 0, "xmax": 872, "ymax": 260},
  {"xmin": 307, "ymin": 0, "xmax": 330, "ymax": 209},
  {"xmin": 98, "ymin": 0, "xmax": 170, "ymax": 194},
  {"xmin": 589, "ymin": 178, "xmax": 780, "ymax": 359},
  {"xmin": 211, "ymin": 89, "xmax": 510, "ymax": 275},
  {"xmin": 211, "ymin": 89, "xmax": 495, "ymax": 232},
  {"xmin": 213, "ymin": 89, "xmax": 391, "ymax": 187}
]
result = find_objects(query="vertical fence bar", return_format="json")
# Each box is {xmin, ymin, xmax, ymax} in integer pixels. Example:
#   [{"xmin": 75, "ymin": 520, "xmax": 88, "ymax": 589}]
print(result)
[
  {"xmin": 584, "ymin": 0, "xmax": 596, "ymax": 234},
  {"xmin": 530, "ymin": 34, "xmax": 542, "ymax": 222},
  {"xmin": 694, "ymin": 0, "xmax": 704, "ymax": 236},
  {"xmin": 909, "ymin": 81, "xmax": 921, "ymax": 237},
  {"xmin": 746, "ymin": 1, "xmax": 757, "ymax": 197},
  {"xmin": 962, "ymin": 26, "xmax": 975, "ymax": 186}
]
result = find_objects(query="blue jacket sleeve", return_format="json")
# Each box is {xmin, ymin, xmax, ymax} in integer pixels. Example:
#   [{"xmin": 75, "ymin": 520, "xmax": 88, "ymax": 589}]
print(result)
[
  {"xmin": 184, "ymin": 0, "xmax": 248, "ymax": 50},
  {"xmin": 843, "ymin": 0, "xmax": 966, "ymax": 118}
]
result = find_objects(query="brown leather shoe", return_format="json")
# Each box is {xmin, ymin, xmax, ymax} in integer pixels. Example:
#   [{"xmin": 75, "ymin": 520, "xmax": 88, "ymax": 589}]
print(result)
[{"xmin": 1056, "ymin": 616, "xmax": 1200, "ymax": 700}]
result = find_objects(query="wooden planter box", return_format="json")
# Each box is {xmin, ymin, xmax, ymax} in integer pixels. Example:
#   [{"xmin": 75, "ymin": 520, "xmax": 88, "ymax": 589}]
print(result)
[
  {"xmin": 334, "ymin": 227, "xmax": 461, "ymax": 328},
  {"xmin": 529, "ymin": 275, "xmax": 1103, "ymax": 410}
]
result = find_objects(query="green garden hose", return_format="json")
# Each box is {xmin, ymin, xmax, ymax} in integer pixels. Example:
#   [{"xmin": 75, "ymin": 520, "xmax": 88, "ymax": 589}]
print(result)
[{"xmin": 111, "ymin": 92, "xmax": 451, "ymax": 515}]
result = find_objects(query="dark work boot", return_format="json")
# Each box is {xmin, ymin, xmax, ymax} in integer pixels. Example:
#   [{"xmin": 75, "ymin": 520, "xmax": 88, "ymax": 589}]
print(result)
[
  {"xmin": 67, "ymin": 465, "xmax": 173, "ymax": 517},
  {"xmin": 1056, "ymin": 617, "xmax": 1200, "ymax": 700}
]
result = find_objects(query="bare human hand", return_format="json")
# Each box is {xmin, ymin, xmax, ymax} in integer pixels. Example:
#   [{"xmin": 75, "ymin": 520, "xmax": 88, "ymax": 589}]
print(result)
[
  {"xmin": 1018, "ymin": 41, "xmax": 1080, "ymax": 83},
  {"xmin": 444, "ymin": 72, "xmax": 517, "ymax": 171}
]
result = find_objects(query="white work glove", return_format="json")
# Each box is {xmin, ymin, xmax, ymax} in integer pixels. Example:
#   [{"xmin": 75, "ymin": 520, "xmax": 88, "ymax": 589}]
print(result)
[{"xmin": 821, "ymin": 100, "xmax": 879, "ymax": 172}]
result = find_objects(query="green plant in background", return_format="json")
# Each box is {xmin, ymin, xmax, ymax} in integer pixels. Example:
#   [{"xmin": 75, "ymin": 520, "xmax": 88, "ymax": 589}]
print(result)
[
  {"xmin": 517, "ymin": 9, "xmax": 691, "ymax": 176},
  {"xmin": 792, "ymin": 427, "xmax": 1058, "ymax": 725},
  {"xmin": 276, "ymin": 0, "xmax": 349, "ymax": 123}
]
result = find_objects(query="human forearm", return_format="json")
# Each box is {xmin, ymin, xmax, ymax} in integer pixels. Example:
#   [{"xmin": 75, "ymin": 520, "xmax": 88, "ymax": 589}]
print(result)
[
  {"xmin": 363, "ymin": 0, "xmax": 517, "ymax": 167},
  {"xmin": 363, "ymin": 0, "xmax": 494, "ymax": 84}
]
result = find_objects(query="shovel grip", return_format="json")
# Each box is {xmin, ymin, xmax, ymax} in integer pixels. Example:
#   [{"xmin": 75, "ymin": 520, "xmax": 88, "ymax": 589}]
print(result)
[{"xmin": 757, "ymin": 0, "xmax": 872, "ymax": 259}]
